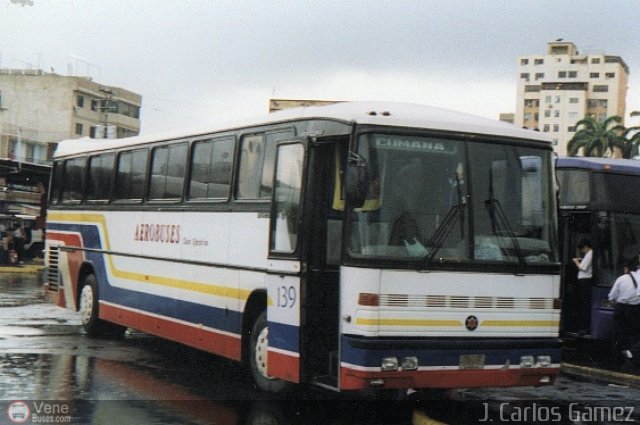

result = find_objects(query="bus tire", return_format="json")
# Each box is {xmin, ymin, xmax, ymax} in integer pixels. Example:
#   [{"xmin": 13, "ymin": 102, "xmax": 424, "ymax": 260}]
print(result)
[
  {"xmin": 249, "ymin": 311, "xmax": 292, "ymax": 393},
  {"xmin": 79, "ymin": 274, "xmax": 125, "ymax": 338}
]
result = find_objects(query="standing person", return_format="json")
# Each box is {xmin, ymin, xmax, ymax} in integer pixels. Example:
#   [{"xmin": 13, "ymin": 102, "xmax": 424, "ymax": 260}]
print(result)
[
  {"xmin": 572, "ymin": 239, "xmax": 593, "ymax": 333},
  {"xmin": 12, "ymin": 226, "xmax": 24, "ymax": 264},
  {"xmin": 608, "ymin": 257, "xmax": 640, "ymax": 365}
]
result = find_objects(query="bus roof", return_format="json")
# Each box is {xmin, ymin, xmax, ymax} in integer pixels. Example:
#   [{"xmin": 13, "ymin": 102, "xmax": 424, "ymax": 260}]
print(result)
[
  {"xmin": 556, "ymin": 157, "xmax": 640, "ymax": 176},
  {"xmin": 54, "ymin": 101, "xmax": 553, "ymax": 158}
]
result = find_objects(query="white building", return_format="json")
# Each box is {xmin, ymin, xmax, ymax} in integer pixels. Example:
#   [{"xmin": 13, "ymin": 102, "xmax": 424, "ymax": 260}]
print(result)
[
  {"xmin": 0, "ymin": 68, "xmax": 142, "ymax": 164},
  {"xmin": 515, "ymin": 41, "xmax": 629, "ymax": 156}
]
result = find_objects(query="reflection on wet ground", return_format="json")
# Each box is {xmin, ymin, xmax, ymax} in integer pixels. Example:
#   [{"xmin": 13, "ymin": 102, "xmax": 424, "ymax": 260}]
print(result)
[{"xmin": 0, "ymin": 272, "xmax": 46, "ymax": 307}]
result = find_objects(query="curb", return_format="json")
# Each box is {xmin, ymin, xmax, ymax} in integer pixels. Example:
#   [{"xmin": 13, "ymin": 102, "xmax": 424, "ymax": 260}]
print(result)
[
  {"xmin": 562, "ymin": 362, "xmax": 640, "ymax": 387},
  {"xmin": 0, "ymin": 264, "xmax": 44, "ymax": 274}
]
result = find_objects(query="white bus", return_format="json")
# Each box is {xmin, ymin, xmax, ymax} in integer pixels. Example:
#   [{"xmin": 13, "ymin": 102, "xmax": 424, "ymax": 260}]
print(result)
[{"xmin": 45, "ymin": 102, "xmax": 561, "ymax": 394}]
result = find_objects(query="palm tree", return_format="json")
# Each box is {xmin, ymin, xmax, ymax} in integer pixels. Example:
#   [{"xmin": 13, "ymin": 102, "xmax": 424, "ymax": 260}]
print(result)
[
  {"xmin": 567, "ymin": 115, "xmax": 623, "ymax": 157},
  {"xmin": 621, "ymin": 126, "xmax": 640, "ymax": 158}
]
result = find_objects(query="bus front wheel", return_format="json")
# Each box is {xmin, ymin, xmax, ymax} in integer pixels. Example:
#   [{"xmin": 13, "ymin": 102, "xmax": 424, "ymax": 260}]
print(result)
[
  {"xmin": 249, "ymin": 311, "xmax": 292, "ymax": 393},
  {"xmin": 79, "ymin": 274, "xmax": 125, "ymax": 337}
]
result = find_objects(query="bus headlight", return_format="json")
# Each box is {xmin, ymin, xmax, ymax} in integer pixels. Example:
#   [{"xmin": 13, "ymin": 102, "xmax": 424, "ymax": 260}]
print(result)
[
  {"xmin": 536, "ymin": 355, "xmax": 551, "ymax": 368},
  {"xmin": 401, "ymin": 356, "xmax": 419, "ymax": 371},
  {"xmin": 381, "ymin": 357, "xmax": 399, "ymax": 371},
  {"xmin": 519, "ymin": 355, "xmax": 535, "ymax": 368}
]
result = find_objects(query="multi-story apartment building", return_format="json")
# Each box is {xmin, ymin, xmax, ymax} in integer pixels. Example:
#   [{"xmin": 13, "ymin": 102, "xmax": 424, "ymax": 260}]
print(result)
[
  {"xmin": 0, "ymin": 69, "xmax": 142, "ymax": 216},
  {"xmin": 515, "ymin": 41, "xmax": 628, "ymax": 156}
]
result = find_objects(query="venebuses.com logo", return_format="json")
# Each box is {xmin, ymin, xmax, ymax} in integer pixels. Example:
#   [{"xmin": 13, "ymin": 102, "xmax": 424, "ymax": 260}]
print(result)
[
  {"xmin": 6, "ymin": 401, "xmax": 72, "ymax": 424},
  {"xmin": 6, "ymin": 401, "xmax": 30, "ymax": 424}
]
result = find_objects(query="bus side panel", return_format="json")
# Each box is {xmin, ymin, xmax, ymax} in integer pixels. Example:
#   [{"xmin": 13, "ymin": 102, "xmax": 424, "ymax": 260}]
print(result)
[{"xmin": 266, "ymin": 271, "xmax": 301, "ymax": 383}]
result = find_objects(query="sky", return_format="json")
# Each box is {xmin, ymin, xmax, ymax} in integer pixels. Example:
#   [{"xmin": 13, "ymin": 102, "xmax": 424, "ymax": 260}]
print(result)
[{"xmin": 1, "ymin": 0, "xmax": 639, "ymax": 134}]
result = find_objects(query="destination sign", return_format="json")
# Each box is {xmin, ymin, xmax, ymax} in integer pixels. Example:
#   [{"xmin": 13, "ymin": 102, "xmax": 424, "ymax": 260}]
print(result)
[{"xmin": 373, "ymin": 136, "xmax": 457, "ymax": 153}]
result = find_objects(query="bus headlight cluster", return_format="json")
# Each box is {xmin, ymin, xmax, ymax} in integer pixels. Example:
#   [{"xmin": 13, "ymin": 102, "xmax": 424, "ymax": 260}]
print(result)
[
  {"xmin": 381, "ymin": 356, "xmax": 419, "ymax": 371},
  {"xmin": 519, "ymin": 355, "xmax": 552, "ymax": 368},
  {"xmin": 536, "ymin": 355, "xmax": 551, "ymax": 367}
]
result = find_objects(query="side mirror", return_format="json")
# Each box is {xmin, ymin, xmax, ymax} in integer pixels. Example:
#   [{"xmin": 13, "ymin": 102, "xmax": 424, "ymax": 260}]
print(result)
[{"xmin": 345, "ymin": 153, "xmax": 369, "ymax": 208}]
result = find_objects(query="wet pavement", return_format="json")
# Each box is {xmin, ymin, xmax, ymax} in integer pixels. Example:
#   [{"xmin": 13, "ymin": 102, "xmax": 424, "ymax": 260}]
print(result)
[{"xmin": 3, "ymin": 271, "xmax": 640, "ymax": 424}]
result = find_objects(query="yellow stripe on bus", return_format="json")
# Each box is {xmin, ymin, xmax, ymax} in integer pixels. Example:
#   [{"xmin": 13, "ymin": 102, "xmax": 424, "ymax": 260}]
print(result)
[
  {"xmin": 48, "ymin": 212, "xmax": 257, "ymax": 303},
  {"xmin": 356, "ymin": 318, "xmax": 559, "ymax": 328},
  {"xmin": 480, "ymin": 320, "xmax": 559, "ymax": 327},
  {"xmin": 355, "ymin": 318, "xmax": 463, "ymax": 327}
]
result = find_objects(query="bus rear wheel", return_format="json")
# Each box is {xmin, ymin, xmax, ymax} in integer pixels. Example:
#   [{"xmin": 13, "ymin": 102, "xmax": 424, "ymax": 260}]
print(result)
[
  {"xmin": 79, "ymin": 274, "xmax": 125, "ymax": 337},
  {"xmin": 249, "ymin": 311, "xmax": 292, "ymax": 393}
]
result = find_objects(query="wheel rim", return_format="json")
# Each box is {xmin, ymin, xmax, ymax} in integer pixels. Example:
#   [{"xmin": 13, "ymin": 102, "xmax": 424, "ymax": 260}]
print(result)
[
  {"xmin": 79, "ymin": 285, "xmax": 94, "ymax": 326},
  {"xmin": 254, "ymin": 325, "xmax": 274, "ymax": 380}
]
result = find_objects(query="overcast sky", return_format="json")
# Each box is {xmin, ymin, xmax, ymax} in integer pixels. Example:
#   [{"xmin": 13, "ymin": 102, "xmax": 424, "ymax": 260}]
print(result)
[{"xmin": 1, "ymin": 0, "xmax": 638, "ymax": 134}]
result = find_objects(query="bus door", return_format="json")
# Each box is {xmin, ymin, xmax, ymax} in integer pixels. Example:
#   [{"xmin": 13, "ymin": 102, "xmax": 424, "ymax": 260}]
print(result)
[
  {"xmin": 266, "ymin": 142, "xmax": 306, "ymax": 384},
  {"xmin": 301, "ymin": 139, "xmax": 344, "ymax": 389}
]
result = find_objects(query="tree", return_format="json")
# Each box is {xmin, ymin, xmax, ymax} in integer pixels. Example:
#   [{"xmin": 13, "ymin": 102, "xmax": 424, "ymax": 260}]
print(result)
[
  {"xmin": 621, "ymin": 126, "xmax": 640, "ymax": 158},
  {"xmin": 567, "ymin": 115, "xmax": 623, "ymax": 157}
]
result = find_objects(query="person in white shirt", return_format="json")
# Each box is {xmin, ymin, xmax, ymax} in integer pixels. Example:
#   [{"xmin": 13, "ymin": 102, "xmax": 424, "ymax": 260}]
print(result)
[
  {"xmin": 571, "ymin": 239, "xmax": 593, "ymax": 333},
  {"xmin": 609, "ymin": 257, "xmax": 640, "ymax": 365}
]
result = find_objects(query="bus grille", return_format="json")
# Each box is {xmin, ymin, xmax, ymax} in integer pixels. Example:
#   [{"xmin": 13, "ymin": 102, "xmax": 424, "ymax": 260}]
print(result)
[
  {"xmin": 378, "ymin": 294, "xmax": 554, "ymax": 309},
  {"xmin": 47, "ymin": 246, "xmax": 60, "ymax": 292}
]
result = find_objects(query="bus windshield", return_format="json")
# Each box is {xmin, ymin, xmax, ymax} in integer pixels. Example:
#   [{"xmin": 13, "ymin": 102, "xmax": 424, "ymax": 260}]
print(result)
[{"xmin": 347, "ymin": 133, "xmax": 558, "ymax": 268}]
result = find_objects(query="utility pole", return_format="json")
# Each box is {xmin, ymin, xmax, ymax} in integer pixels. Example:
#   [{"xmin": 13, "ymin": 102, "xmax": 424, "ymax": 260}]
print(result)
[{"xmin": 97, "ymin": 87, "xmax": 116, "ymax": 139}]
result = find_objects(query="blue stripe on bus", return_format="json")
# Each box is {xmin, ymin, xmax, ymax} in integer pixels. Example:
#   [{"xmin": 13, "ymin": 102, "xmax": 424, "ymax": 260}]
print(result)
[
  {"xmin": 340, "ymin": 335, "xmax": 561, "ymax": 368},
  {"xmin": 268, "ymin": 321, "xmax": 299, "ymax": 353}
]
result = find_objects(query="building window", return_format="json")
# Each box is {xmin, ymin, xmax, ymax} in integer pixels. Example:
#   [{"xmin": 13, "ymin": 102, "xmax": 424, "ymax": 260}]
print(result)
[
  {"xmin": 76, "ymin": 95, "xmax": 84, "ymax": 108},
  {"xmin": 75, "ymin": 123, "xmax": 83, "ymax": 135},
  {"xmin": 521, "ymin": 59, "xmax": 529, "ymax": 65},
  {"xmin": 534, "ymin": 59, "xmax": 544, "ymax": 65},
  {"xmin": 606, "ymin": 72, "xmax": 615, "ymax": 79},
  {"xmin": 553, "ymin": 124, "xmax": 559, "ymax": 132},
  {"xmin": 543, "ymin": 124, "xmax": 550, "ymax": 132},
  {"xmin": 554, "ymin": 110, "xmax": 560, "ymax": 118},
  {"xmin": 591, "ymin": 58, "xmax": 601, "ymax": 64},
  {"xmin": 545, "ymin": 95, "xmax": 552, "ymax": 104},
  {"xmin": 535, "ymin": 72, "xmax": 544, "ymax": 80},
  {"xmin": 590, "ymin": 72, "xmax": 599, "ymax": 78},
  {"xmin": 568, "ymin": 71, "xmax": 577, "ymax": 78},
  {"xmin": 593, "ymin": 85, "xmax": 608, "ymax": 93},
  {"xmin": 555, "ymin": 96, "xmax": 561, "ymax": 103},
  {"xmin": 544, "ymin": 110, "xmax": 551, "ymax": 118},
  {"xmin": 524, "ymin": 85, "xmax": 540, "ymax": 92},
  {"xmin": 588, "ymin": 99, "xmax": 608, "ymax": 109},
  {"xmin": 524, "ymin": 112, "xmax": 532, "ymax": 122},
  {"xmin": 569, "ymin": 97, "xmax": 579, "ymax": 104},
  {"xmin": 520, "ymin": 73, "xmax": 530, "ymax": 81},
  {"xmin": 568, "ymin": 126, "xmax": 577, "ymax": 132},
  {"xmin": 558, "ymin": 71, "xmax": 567, "ymax": 78}
]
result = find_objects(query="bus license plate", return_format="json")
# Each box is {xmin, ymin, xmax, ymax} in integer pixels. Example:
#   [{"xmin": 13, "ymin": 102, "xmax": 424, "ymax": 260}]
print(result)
[{"xmin": 459, "ymin": 354, "xmax": 485, "ymax": 369}]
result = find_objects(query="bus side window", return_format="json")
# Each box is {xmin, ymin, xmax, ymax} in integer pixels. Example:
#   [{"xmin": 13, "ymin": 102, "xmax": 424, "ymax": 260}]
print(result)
[{"xmin": 61, "ymin": 157, "xmax": 86, "ymax": 204}]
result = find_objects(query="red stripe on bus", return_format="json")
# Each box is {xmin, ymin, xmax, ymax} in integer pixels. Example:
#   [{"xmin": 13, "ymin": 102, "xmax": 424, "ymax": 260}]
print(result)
[
  {"xmin": 267, "ymin": 349, "xmax": 300, "ymax": 383},
  {"xmin": 100, "ymin": 302, "xmax": 242, "ymax": 361},
  {"xmin": 339, "ymin": 366, "xmax": 559, "ymax": 390}
]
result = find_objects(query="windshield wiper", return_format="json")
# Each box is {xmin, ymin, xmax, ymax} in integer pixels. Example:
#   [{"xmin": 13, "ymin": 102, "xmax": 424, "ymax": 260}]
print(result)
[
  {"xmin": 485, "ymin": 168, "xmax": 526, "ymax": 269},
  {"xmin": 424, "ymin": 202, "xmax": 465, "ymax": 265}
]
